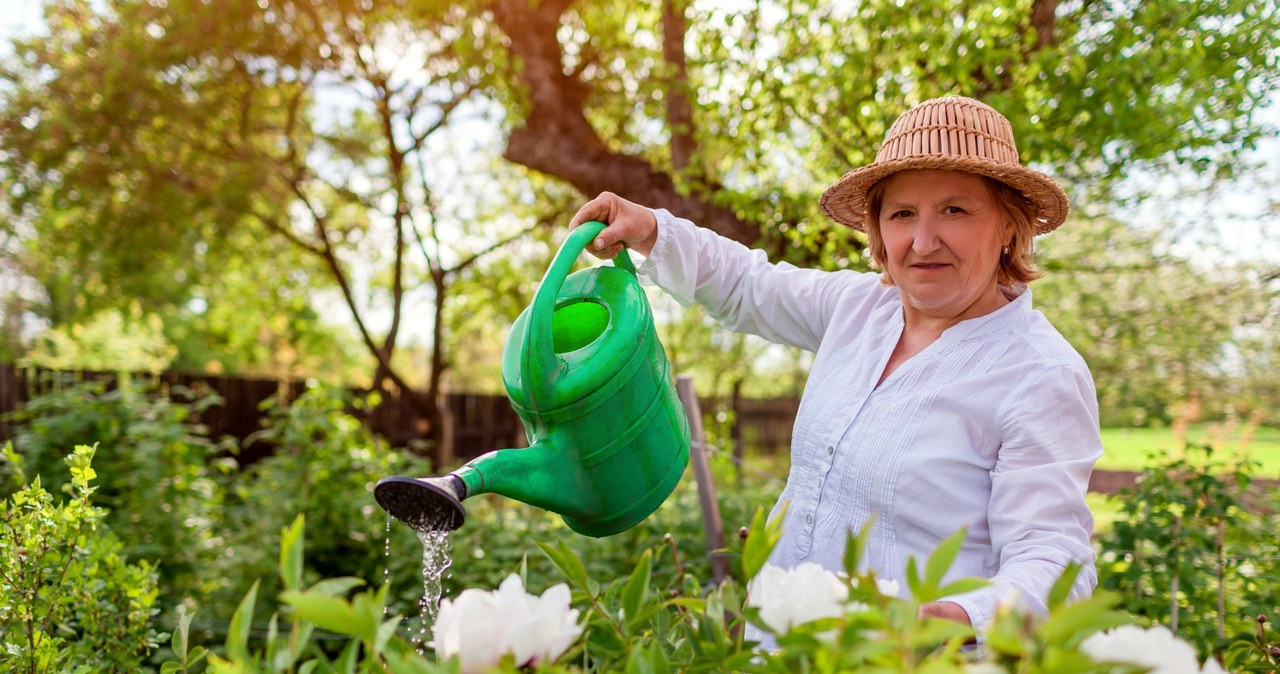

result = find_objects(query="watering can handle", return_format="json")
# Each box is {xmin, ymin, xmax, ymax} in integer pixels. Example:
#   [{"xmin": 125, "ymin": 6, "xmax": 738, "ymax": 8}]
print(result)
[{"xmin": 524, "ymin": 221, "xmax": 635, "ymax": 408}]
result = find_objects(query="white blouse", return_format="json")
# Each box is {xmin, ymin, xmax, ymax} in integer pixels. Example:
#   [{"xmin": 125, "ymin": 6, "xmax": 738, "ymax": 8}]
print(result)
[{"xmin": 637, "ymin": 209, "xmax": 1101, "ymax": 630}]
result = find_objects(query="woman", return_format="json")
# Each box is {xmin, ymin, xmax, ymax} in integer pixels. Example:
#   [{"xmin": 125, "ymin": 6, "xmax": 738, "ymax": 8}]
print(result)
[{"xmin": 569, "ymin": 96, "xmax": 1101, "ymax": 631}]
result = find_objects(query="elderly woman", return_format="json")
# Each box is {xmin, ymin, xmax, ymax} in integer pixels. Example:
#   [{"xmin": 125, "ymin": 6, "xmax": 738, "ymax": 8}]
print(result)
[{"xmin": 570, "ymin": 96, "xmax": 1101, "ymax": 631}]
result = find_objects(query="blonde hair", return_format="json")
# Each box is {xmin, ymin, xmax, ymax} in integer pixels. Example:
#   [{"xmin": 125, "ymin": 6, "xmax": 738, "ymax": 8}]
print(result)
[{"xmin": 863, "ymin": 175, "xmax": 1043, "ymax": 287}]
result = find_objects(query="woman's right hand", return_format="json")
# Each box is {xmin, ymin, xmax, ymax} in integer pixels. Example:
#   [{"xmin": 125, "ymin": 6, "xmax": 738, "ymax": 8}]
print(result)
[{"xmin": 569, "ymin": 192, "xmax": 659, "ymax": 259}]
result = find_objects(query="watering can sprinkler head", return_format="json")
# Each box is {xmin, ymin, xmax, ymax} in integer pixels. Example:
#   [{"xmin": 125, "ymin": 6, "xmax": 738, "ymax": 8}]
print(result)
[{"xmin": 374, "ymin": 475, "xmax": 466, "ymax": 532}]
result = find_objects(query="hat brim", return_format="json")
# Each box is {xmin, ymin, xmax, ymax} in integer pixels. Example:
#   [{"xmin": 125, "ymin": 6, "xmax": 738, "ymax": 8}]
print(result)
[{"xmin": 819, "ymin": 156, "xmax": 1070, "ymax": 235}]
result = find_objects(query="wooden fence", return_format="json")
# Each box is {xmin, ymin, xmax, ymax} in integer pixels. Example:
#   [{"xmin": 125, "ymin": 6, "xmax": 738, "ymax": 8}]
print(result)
[{"xmin": 0, "ymin": 364, "xmax": 798, "ymax": 465}]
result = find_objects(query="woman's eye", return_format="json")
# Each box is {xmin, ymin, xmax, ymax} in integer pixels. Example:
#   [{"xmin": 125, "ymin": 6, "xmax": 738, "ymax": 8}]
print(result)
[
  {"xmin": 890, "ymin": 209, "xmax": 913, "ymax": 219},
  {"xmin": 944, "ymin": 206, "xmax": 967, "ymax": 215}
]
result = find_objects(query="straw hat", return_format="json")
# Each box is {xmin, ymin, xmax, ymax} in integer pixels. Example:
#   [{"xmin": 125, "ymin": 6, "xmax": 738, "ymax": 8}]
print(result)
[{"xmin": 819, "ymin": 96, "xmax": 1069, "ymax": 234}]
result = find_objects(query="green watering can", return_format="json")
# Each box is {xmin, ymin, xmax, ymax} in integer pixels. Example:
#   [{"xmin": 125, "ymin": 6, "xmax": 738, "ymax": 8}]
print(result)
[{"xmin": 374, "ymin": 221, "xmax": 690, "ymax": 537}]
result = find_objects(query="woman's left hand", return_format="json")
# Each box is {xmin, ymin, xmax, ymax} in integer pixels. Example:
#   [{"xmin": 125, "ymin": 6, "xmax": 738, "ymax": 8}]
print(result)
[{"xmin": 919, "ymin": 601, "xmax": 972, "ymax": 626}]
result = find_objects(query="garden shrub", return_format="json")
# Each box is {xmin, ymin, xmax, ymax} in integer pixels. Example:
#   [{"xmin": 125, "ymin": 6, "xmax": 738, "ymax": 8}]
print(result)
[
  {"xmin": 0, "ymin": 444, "xmax": 161, "ymax": 673},
  {"xmin": 5, "ymin": 379, "xmax": 233, "ymax": 611},
  {"xmin": 1097, "ymin": 444, "xmax": 1280, "ymax": 668}
]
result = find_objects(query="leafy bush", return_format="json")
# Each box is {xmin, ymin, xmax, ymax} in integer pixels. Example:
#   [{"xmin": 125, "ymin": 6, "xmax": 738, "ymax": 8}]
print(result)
[
  {"xmin": 0, "ymin": 444, "xmax": 161, "ymax": 673},
  {"xmin": 5, "ymin": 379, "xmax": 233, "ymax": 609},
  {"xmin": 1097, "ymin": 444, "xmax": 1280, "ymax": 668}
]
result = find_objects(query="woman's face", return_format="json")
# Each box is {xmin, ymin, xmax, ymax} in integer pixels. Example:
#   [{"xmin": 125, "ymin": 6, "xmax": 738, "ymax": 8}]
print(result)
[{"xmin": 878, "ymin": 169, "xmax": 1011, "ymax": 325}]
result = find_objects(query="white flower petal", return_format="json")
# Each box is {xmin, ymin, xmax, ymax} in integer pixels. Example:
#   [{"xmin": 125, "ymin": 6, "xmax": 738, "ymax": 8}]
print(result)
[
  {"xmin": 1082, "ymin": 625, "xmax": 1201, "ymax": 674},
  {"xmin": 748, "ymin": 563, "xmax": 848, "ymax": 635}
]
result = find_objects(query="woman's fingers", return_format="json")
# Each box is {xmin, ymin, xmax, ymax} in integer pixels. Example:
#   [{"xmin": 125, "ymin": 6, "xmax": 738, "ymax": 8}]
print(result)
[{"xmin": 569, "ymin": 192, "xmax": 658, "ymax": 258}]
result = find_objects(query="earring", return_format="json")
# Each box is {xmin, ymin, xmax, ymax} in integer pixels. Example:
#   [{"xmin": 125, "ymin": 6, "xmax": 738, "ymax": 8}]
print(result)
[{"xmin": 1002, "ymin": 245, "xmax": 1010, "ymax": 256}]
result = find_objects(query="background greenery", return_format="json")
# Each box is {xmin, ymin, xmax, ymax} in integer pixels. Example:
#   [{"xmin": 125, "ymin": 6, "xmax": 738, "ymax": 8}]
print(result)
[{"xmin": 1, "ymin": 0, "xmax": 1279, "ymax": 670}]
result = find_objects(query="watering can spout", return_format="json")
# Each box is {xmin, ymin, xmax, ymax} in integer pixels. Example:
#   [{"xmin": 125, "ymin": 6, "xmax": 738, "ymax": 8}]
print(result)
[
  {"xmin": 374, "ymin": 441, "xmax": 585, "ymax": 532},
  {"xmin": 452, "ymin": 442, "xmax": 591, "ymax": 515}
]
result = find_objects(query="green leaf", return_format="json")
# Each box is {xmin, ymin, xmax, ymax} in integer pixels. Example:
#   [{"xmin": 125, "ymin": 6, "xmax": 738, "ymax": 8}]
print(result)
[
  {"xmin": 383, "ymin": 649, "xmax": 441, "ymax": 674},
  {"xmin": 280, "ymin": 514, "xmax": 305, "ymax": 592},
  {"xmin": 537, "ymin": 540, "xmax": 590, "ymax": 592},
  {"xmin": 1045, "ymin": 562, "xmax": 1082, "ymax": 610},
  {"xmin": 173, "ymin": 604, "xmax": 195, "ymax": 660},
  {"xmin": 665, "ymin": 597, "xmax": 707, "ymax": 612},
  {"xmin": 375, "ymin": 616, "xmax": 402, "ymax": 655},
  {"xmin": 924, "ymin": 527, "xmax": 966, "ymax": 589},
  {"xmin": 624, "ymin": 640, "xmax": 672, "ymax": 674},
  {"xmin": 904, "ymin": 556, "xmax": 923, "ymax": 599},
  {"xmin": 741, "ymin": 505, "xmax": 784, "ymax": 580},
  {"xmin": 934, "ymin": 578, "xmax": 988, "ymax": 598},
  {"xmin": 1036, "ymin": 593, "xmax": 1132, "ymax": 646},
  {"xmin": 226, "ymin": 580, "xmax": 260, "ymax": 662},
  {"xmin": 288, "ymin": 621, "xmax": 314, "ymax": 663},
  {"xmin": 334, "ymin": 639, "xmax": 359, "ymax": 674},
  {"xmin": 843, "ymin": 520, "xmax": 873, "ymax": 578},
  {"xmin": 908, "ymin": 618, "xmax": 973, "ymax": 647},
  {"xmin": 984, "ymin": 610, "xmax": 1026, "ymax": 657},
  {"xmin": 281, "ymin": 590, "xmax": 360, "ymax": 636},
  {"xmin": 309, "ymin": 577, "xmax": 366, "ymax": 597},
  {"xmin": 621, "ymin": 549, "xmax": 652, "ymax": 628}
]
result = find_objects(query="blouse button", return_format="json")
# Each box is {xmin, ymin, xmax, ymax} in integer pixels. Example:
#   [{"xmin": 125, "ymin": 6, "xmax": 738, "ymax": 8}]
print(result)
[
  {"xmin": 826, "ymin": 446, "xmax": 834, "ymax": 455},
  {"xmin": 805, "ymin": 513, "xmax": 813, "ymax": 525}
]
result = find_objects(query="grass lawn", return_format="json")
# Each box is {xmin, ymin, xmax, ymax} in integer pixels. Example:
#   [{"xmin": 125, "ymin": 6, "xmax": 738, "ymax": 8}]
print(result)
[{"xmin": 1097, "ymin": 423, "xmax": 1280, "ymax": 478}]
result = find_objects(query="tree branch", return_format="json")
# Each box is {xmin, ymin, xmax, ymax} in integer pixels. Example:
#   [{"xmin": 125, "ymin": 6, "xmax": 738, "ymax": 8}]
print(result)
[
  {"xmin": 663, "ymin": 0, "xmax": 696, "ymax": 174},
  {"xmin": 490, "ymin": 0, "xmax": 761, "ymax": 246},
  {"xmin": 447, "ymin": 223, "xmax": 539, "ymax": 276},
  {"xmin": 290, "ymin": 179, "xmax": 424, "ymax": 406}
]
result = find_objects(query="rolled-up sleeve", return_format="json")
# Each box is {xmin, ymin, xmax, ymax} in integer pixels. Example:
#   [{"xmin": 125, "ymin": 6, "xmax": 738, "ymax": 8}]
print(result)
[{"xmin": 946, "ymin": 361, "xmax": 1102, "ymax": 629}]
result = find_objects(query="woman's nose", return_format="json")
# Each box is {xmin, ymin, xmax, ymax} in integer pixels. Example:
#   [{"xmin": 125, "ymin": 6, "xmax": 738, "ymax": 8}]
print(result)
[{"xmin": 912, "ymin": 217, "xmax": 941, "ymax": 255}]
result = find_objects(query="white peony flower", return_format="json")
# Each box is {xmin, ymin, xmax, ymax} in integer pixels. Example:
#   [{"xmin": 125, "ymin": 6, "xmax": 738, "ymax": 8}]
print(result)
[
  {"xmin": 871, "ymin": 578, "xmax": 901, "ymax": 598},
  {"xmin": 747, "ymin": 562, "xmax": 849, "ymax": 634},
  {"xmin": 1081, "ymin": 625, "xmax": 1225, "ymax": 674},
  {"xmin": 431, "ymin": 574, "xmax": 582, "ymax": 674}
]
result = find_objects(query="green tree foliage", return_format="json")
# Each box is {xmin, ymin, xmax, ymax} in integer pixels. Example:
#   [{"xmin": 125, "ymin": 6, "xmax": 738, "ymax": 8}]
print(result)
[
  {"xmin": 21, "ymin": 305, "xmax": 178, "ymax": 373},
  {"xmin": 449, "ymin": 0, "xmax": 1280, "ymax": 256},
  {"xmin": 1035, "ymin": 216, "xmax": 1278, "ymax": 426},
  {"xmin": 0, "ymin": 0, "xmax": 554, "ymax": 460}
]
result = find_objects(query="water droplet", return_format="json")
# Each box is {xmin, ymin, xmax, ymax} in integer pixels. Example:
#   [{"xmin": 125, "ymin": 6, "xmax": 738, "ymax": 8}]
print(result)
[{"xmin": 382, "ymin": 515, "xmax": 393, "ymax": 615}]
